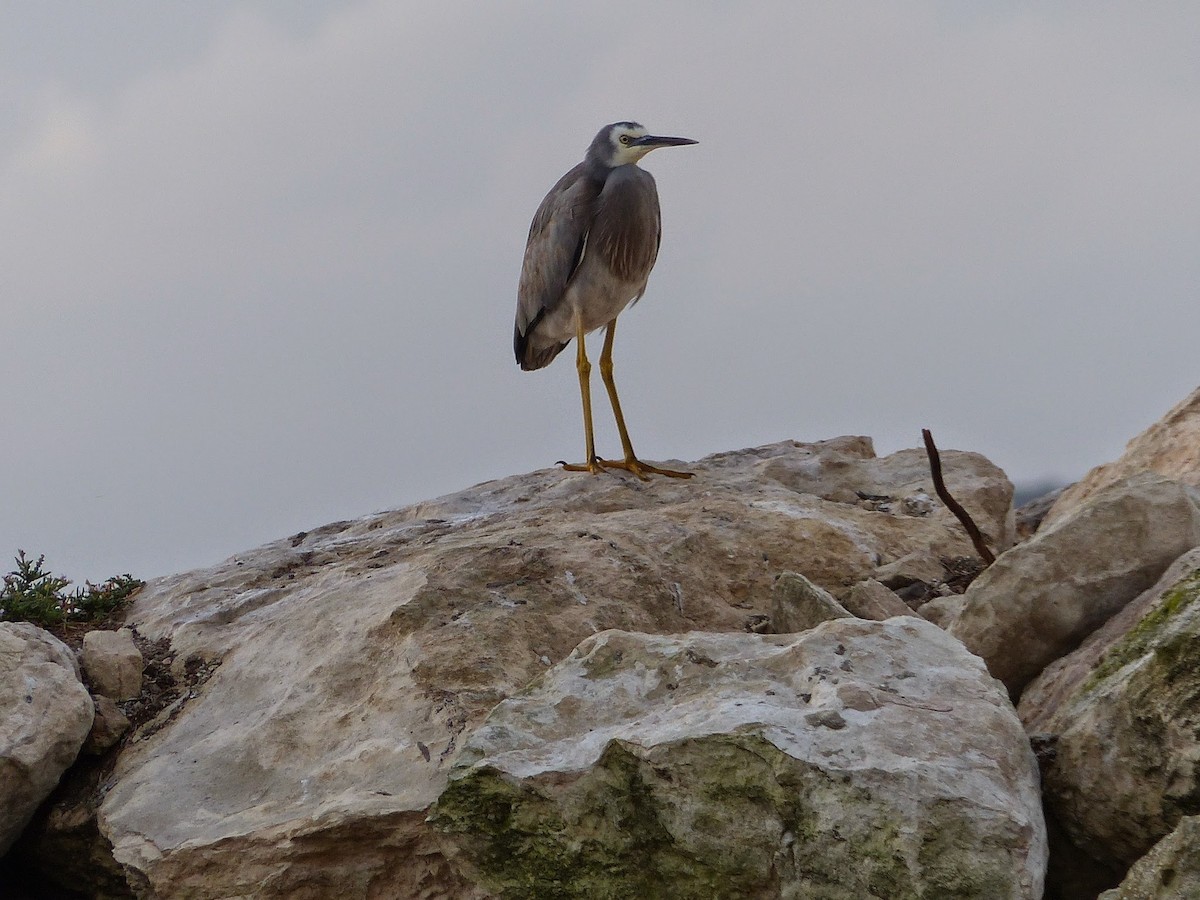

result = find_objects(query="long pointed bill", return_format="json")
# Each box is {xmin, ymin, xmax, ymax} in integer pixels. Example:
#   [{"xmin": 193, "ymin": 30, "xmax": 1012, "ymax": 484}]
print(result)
[{"xmin": 632, "ymin": 134, "xmax": 698, "ymax": 148}]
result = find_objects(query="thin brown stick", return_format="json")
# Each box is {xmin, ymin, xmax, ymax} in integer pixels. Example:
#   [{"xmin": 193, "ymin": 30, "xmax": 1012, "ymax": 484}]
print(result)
[{"xmin": 922, "ymin": 428, "xmax": 996, "ymax": 565}]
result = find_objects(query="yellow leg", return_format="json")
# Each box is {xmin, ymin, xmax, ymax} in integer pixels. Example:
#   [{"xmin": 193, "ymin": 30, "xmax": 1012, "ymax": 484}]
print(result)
[
  {"xmin": 596, "ymin": 319, "xmax": 693, "ymax": 480},
  {"xmin": 559, "ymin": 319, "xmax": 605, "ymax": 475}
]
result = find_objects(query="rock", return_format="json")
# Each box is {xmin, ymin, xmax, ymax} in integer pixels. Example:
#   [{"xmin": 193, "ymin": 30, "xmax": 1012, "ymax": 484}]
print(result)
[
  {"xmin": 0, "ymin": 623, "xmax": 95, "ymax": 855},
  {"xmin": 841, "ymin": 578, "xmax": 913, "ymax": 621},
  {"xmin": 1044, "ymin": 386, "xmax": 1200, "ymax": 528},
  {"xmin": 1019, "ymin": 547, "xmax": 1200, "ymax": 732},
  {"xmin": 80, "ymin": 628, "xmax": 143, "ymax": 701},
  {"xmin": 777, "ymin": 442, "xmax": 1015, "ymax": 552},
  {"xmin": 872, "ymin": 549, "xmax": 947, "ymax": 591},
  {"xmin": 949, "ymin": 473, "xmax": 1200, "ymax": 697},
  {"xmin": 433, "ymin": 619, "xmax": 1047, "ymax": 898},
  {"xmin": 1015, "ymin": 486, "xmax": 1066, "ymax": 541},
  {"xmin": 83, "ymin": 695, "xmax": 131, "ymax": 756},
  {"xmin": 38, "ymin": 438, "xmax": 1011, "ymax": 898},
  {"xmin": 771, "ymin": 571, "xmax": 851, "ymax": 631},
  {"xmin": 918, "ymin": 594, "xmax": 965, "ymax": 629},
  {"xmin": 1018, "ymin": 549, "xmax": 1200, "ymax": 873},
  {"xmin": 1099, "ymin": 816, "xmax": 1200, "ymax": 900}
]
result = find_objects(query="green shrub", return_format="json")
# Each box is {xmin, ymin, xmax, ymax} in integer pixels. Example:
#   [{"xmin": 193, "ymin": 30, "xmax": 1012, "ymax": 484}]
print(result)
[{"xmin": 0, "ymin": 550, "xmax": 143, "ymax": 628}]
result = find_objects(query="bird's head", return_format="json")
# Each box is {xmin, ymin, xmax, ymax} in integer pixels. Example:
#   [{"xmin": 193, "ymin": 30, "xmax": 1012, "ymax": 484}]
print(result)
[{"xmin": 586, "ymin": 122, "xmax": 698, "ymax": 170}]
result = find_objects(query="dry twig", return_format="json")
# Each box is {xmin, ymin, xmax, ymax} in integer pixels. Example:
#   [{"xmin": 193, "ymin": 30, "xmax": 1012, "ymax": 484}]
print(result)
[{"xmin": 922, "ymin": 429, "xmax": 996, "ymax": 566}]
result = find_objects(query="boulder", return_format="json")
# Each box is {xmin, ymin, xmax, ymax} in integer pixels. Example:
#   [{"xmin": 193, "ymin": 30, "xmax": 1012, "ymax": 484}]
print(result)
[
  {"xmin": 949, "ymin": 473, "xmax": 1200, "ymax": 696},
  {"xmin": 80, "ymin": 628, "xmax": 143, "ymax": 701},
  {"xmin": 1099, "ymin": 816, "xmax": 1200, "ymax": 900},
  {"xmin": 50, "ymin": 438, "xmax": 1012, "ymax": 898},
  {"xmin": 917, "ymin": 594, "xmax": 965, "ymax": 629},
  {"xmin": 871, "ymin": 549, "xmax": 947, "ymax": 591},
  {"xmin": 770, "ymin": 571, "xmax": 851, "ymax": 632},
  {"xmin": 1044, "ymin": 385, "xmax": 1200, "ymax": 528},
  {"xmin": 1018, "ymin": 549, "xmax": 1200, "ymax": 873},
  {"xmin": 433, "ymin": 619, "xmax": 1047, "ymax": 898},
  {"xmin": 0, "ymin": 623, "xmax": 95, "ymax": 855},
  {"xmin": 841, "ymin": 577, "xmax": 914, "ymax": 621}
]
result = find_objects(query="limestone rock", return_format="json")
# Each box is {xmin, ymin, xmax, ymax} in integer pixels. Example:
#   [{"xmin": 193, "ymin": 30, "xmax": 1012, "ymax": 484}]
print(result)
[
  {"xmin": 80, "ymin": 628, "xmax": 143, "ymax": 701},
  {"xmin": 433, "ymin": 619, "xmax": 1047, "ymax": 899},
  {"xmin": 1020, "ymin": 547, "xmax": 1200, "ymax": 733},
  {"xmin": 1045, "ymin": 385, "xmax": 1200, "ymax": 528},
  {"xmin": 1015, "ymin": 486, "xmax": 1066, "ymax": 540},
  {"xmin": 949, "ymin": 473, "xmax": 1200, "ymax": 696},
  {"xmin": 917, "ymin": 593, "xmax": 965, "ymax": 629},
  {"xmin": 29, "ymin": 439, "xmax": 1011, "ymax": 897},
  {"xmin": 1099, "ymin": 816, "xmax": 1200, "ymax": 900},
  {"xmin": 83, "ymin": 695, "xmax": 131, "ymax": 756},
  {"xmin": 754, "ymin": 440, "xmax": 1016, "ymax": 551},
  {"xmin": 770, "ymin": 571, "xmax": 851, "ymax": 632},
  {"xmin": 841, "ymin": 577, "xmax": 914, "ymax": 621},
  {"xmin": 872, "ymin": 549, "xmax": 946, "ymax": 591},
  {"xmin": 1018, "ymin": 549, "xmax": 1200, "ymax": 871},
  {"xmin": 0, "ymin": 623, "xmax": 95, "ymax": 855},
  {"xmin": 111, "ymin": 440, "xmax": 1010, "ymax": 895}
]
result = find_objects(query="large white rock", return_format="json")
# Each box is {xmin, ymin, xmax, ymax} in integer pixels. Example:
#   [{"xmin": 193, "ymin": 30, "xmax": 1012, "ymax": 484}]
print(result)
[
  {"xmin": 434, "ymin": 619, "xmax": 1047, "ymax": 898},
  {"xmin": 35, "ymin": 438, "xmax": 1011, "ymax": 897},
  {"xmin": 1044, "ymin": 385, "xmax": 1200, "ymax": 529},
  {"xmin": 0, "ymin": 622, "xmax": 94, "ymax": 855},
  {"xmin": 949, "ymin": 473, "xmax": 1200, "ymax": 696}
]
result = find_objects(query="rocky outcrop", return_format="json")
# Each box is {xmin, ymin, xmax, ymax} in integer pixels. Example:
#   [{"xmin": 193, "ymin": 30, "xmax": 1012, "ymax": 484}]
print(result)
[
  {"xmin": 1044, "ymin": 385, "xmax": 1200, "ymax": 528},
  {"xmin": 434, "ymin": 619, "xmax": 1047, "ymax": 898},
  {"xmin": 948, "ymin": 473, "xmax": 1200, "ymax": 696},
  {"xmin": 1019, "ymin": 548, "xmax": 1200, "ymax": 882},
  {"xmin": 13, "ymin": 380, "xmax": 1200, "ymax": 899},
  {"xmin": 14, "ymin": 437, "xmax": 1012, "ymax": 898},
  {"xmin": 0, "ymin": 623, "xmax": 94, "ymax": 855}
]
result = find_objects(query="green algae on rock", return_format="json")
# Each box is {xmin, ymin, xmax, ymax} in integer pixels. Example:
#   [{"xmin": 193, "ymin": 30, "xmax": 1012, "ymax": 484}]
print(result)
[
  {"xmin": 1034, "ymin": 557, "xmax": 1200, "ymax": 868},
  {"xmin": 432, "ymin": 622, "xmax": 1046, "ymax": 898}
]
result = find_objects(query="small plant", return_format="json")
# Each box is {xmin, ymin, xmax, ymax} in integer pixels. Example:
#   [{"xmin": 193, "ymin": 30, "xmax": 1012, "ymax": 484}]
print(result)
[
  {"xmin": 0, "ymin": 550, "xmax": 143, "ymax": 628},
  {"xmin": 75, "ymin": 573, "xmax": 144, "ymax": 619}
]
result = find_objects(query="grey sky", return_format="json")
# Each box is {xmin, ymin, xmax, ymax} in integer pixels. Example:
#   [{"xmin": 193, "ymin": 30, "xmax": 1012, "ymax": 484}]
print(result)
[{"xmin": 2, "ymin": 3, "xmax": 1198, "ymax": 582}]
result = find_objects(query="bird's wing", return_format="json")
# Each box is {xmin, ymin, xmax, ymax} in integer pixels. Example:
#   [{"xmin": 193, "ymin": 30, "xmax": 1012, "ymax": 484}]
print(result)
[
  {"xmin": 514, "ymin": 164, "xmax": 600, "ymax": 365},
  {"xmin": 590, "ymin": 166, "xmax": 661, "ymax": 294}
]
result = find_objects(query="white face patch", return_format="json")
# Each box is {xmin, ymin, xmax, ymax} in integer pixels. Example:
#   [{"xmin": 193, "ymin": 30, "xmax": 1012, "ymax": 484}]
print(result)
[{"xmin": 609, "ymin": 124, "xmax": 652, "ymax": 166}]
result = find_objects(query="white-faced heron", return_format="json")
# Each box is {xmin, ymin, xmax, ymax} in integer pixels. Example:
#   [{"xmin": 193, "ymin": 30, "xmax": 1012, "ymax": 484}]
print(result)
[{"xmin": 513, "ymin": 121, "xmax": 697, "ymax": 480}]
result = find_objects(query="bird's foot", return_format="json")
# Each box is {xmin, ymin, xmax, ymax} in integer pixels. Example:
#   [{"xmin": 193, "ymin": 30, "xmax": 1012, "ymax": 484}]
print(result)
[
  {"xmin": 557, "ymin": 456, "xmax": 693, "ymax": 480},
  {"xmin": 599, "ymin": 457, "xmax": 694, "ymax": 481},
  {"xmin": 558, "ymin": 456, "xmax": 609, "ymax": 476}
]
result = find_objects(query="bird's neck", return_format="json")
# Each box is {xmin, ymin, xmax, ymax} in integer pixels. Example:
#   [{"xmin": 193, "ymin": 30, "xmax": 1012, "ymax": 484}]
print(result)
[{"xmin": 582, "ymin": 153, "xmax": 635, "ymax": 183}]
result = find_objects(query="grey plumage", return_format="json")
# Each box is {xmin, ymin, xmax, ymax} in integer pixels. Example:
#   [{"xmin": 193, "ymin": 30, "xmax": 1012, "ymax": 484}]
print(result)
[{"xmin": 513, "ymin": 122, "xmax": 697, "ymax": 479}]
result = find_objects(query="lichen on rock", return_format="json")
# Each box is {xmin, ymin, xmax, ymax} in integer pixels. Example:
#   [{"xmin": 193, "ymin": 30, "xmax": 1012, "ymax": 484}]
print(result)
[
  {"xmin": 432, "ymin": 621, "xmax": 1046, "ymax": 898},
  {"xmin": 1021, "ymin": 550, "xmax": 1200, "ymax": 874}
]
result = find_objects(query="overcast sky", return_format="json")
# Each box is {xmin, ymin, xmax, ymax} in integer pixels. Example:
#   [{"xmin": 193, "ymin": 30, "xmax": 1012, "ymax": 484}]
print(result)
[{"xmin": 2, "ymin": 3, "xmax": 1198, "ymax": 582}]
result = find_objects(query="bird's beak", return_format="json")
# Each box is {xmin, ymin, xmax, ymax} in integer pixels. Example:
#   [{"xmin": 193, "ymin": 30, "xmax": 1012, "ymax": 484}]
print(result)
[{"xmin": 632, "ymin": 134, "xmax": 698, "ymax": 148}]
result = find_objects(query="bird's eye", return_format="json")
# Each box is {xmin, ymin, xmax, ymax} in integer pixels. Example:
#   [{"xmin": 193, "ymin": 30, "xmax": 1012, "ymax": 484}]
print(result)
[{"xmin": 619, "ymin": 135, "xmax": 632, "ymax": 145}]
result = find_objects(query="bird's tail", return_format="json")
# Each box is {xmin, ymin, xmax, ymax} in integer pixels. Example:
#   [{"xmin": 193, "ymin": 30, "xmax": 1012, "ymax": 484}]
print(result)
[{"xmin": 515, "ymin": 322, "xmax": 568, "ymax": 371}]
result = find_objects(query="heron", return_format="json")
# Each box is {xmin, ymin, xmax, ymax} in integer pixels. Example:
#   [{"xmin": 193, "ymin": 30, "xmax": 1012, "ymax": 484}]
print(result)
[{"xmin": 513, "ymin": 121, "xmax": 698, "ymax": 480}]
